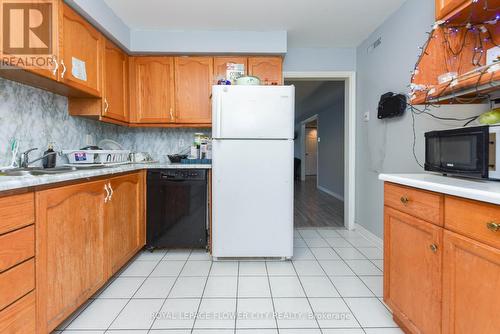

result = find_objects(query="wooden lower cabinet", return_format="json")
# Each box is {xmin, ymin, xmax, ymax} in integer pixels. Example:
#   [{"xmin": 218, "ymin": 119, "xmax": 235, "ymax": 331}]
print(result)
[
  {"xmin": 35, "ymin": 172, "xmax": 145, "ymax": 333},
  {"xmin": 0, "ymin": 292, "xmax": 36, "ymax": 334},
  {"xmin": 36, "ymin": 180, "xmax": 107, "ymax": 333},
  {"xmin": 384, "ymin": 206, "xmax": 443, "ymax": 334},
  {"xmin": 442, "ymin": 230, "xmax": 500, "ymax": 334},
  {"xmin": 105, "ymin": 172, "xmax": 146, "ymax": 277}
]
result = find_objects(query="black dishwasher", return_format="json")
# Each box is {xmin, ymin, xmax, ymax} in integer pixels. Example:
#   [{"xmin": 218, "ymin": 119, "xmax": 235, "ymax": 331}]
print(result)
[{"xmin": 147, "ymin": 169, "xmax": 208, "ymax": 249}]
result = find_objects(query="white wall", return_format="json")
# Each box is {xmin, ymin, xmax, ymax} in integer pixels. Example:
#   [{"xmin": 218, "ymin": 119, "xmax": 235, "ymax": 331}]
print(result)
[
  {"xmin": 291, "ymin": 82, "xmax": 345, "ymax": 199},
  {"xmin": 355, "ymin": 0, "xmax": 489, "ymax": 237}
]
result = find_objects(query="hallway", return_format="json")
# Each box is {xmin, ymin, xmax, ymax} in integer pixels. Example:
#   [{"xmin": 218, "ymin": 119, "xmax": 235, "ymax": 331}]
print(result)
[{"xmin": 294, "ymin": 176, "xmax": 344, "ymax": 228}]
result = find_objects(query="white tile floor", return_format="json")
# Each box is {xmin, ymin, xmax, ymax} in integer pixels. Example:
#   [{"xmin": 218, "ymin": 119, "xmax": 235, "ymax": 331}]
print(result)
[{"xmin": 53, "ymin": 228, "xmax": 402, "ymax": 334}]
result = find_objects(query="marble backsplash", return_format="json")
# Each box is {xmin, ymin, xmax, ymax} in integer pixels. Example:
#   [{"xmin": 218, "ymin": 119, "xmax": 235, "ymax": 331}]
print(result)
[{"xmin": 0, "ymin": 78, "xmax": 210, "ymax": 167}]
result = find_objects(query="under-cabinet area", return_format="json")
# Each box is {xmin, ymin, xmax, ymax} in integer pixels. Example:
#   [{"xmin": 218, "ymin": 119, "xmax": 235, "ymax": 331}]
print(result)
[
  {"xmin": 380, "ymin": 175, "xmax": 500, "ymax": 334},
  {"xmin": 0, "ymin": 166, "xmax": 211, "ymax": 334}
]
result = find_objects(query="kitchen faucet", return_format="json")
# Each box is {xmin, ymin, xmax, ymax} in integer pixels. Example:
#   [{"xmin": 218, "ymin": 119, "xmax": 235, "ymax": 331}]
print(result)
[{"xmin": 19, "ymin": 148, "xmax": 58, "ymax": 168}]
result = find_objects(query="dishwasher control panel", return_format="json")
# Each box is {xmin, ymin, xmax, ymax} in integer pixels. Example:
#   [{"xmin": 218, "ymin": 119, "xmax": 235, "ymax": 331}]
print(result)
[{"xmin": 154, "ymin": 169, "xmax": 207, "ymax": 181}]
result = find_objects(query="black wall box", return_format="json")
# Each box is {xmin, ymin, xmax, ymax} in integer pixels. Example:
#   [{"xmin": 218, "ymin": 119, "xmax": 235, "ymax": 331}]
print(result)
[{"xmin": 377, "ymin": 92, "xmax": 406, "ymax": 119}]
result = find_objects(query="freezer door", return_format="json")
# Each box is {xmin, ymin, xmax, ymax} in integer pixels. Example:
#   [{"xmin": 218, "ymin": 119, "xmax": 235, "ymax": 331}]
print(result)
[
  {"xmin": 212, "ymin": 85, "xmax": 295, "ymax": 139},
  {"xmin": 212, "ymin": 139, "xmax": 294, "ymax": 258}
]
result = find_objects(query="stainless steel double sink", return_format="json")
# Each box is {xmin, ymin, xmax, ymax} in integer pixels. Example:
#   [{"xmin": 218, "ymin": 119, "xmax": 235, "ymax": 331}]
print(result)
[{"xmin": 0, "ymin": 166, "xmax": 79, "ymax": 176}]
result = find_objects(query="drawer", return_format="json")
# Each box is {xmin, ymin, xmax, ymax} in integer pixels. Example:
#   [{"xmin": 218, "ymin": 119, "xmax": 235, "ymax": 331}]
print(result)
[
  {"xmin": 384, "ymin": 182, "xmax": 443, "ymax": 226},
  {"xmin": 0, "ymin": 259, "xmax": 35, "ymax": 311},
  {"xmin": 0, "ymin": 291, "xmax": 35, "ymax": 334},
  {"xmin": 445, "ymin": 196, "xmax": 500, "ymax": 249},
  {"xmin": 0, "ymin": 193, "xmax": 34, "ymax": 235},
  {"xmin": 0, "ymin": 226, "xmax": 35, "ymax": 273}
]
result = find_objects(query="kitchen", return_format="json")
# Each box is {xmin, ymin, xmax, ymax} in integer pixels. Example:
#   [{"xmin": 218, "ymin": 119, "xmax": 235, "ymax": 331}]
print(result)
[{"xmin": 1, "ymin": 0, "xmax": 500, "ymax": 334}]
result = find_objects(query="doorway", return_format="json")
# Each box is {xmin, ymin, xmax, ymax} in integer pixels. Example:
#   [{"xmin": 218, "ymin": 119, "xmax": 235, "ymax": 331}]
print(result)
[
  {"xmin": 305, "ymin": 118, "xmax": 318, "ymax": 177},
  {"xmin": 284, "ymin": 71, "xmax": 356, "ymax": 230}
]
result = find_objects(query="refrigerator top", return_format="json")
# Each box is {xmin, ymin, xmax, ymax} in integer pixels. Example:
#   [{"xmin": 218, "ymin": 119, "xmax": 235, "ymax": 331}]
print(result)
[{"xmin": 212, "ymin": 85, "xmax": 295, "ymax": 140}]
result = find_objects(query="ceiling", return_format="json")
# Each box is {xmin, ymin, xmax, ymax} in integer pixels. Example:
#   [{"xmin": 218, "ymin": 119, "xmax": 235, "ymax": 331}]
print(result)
[{"xmin": 103, "ymin": 0, "xmax": 406, "ymax": 48}]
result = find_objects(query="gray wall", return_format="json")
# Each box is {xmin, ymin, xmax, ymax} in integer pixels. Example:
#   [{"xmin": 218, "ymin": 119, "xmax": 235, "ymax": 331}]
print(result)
[
  {"xmin": 284, "ymin": 48, "xmax": 357, "ymax": 72},
  {"xmin": 0, "ymin": 78, "xmax": 204, "ymax": 167},
  {"xmin": 355, "ymin": 0, "xmax": 489, "ymax": 237},
  {"xmin": 291, "ymin": 81, "xmax": 345, "ymax": 199}
]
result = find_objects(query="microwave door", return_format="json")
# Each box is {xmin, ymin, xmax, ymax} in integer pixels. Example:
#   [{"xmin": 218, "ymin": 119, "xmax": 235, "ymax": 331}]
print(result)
[{"xmin": 425, "ymin": 126, "xmax": 489, "ymax": 178}]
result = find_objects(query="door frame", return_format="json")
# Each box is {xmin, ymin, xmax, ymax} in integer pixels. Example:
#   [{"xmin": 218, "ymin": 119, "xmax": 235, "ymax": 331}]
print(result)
[
  {"xmin": 284, "ymin": 71, "xmax": 356, "ymax": 231},
  {"xmin": 300, "ymin": 114, "xmax": 319, "ymax": 183}
]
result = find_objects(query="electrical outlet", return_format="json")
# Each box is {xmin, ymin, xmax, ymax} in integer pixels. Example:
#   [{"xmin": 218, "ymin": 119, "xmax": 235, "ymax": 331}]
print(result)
[
  {"xmin": 364, "ymin": 111, "xmax": 370, "ymax": 122},
  {"xmin": 85, "ymin": 134, "xmax": 93, "ymax": 146}
]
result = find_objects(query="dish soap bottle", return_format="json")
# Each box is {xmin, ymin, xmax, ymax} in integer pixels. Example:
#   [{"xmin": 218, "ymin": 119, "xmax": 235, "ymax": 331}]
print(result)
[{"xmin": 42, "ymin": 144, "xmax": 56, "ymax": 168}]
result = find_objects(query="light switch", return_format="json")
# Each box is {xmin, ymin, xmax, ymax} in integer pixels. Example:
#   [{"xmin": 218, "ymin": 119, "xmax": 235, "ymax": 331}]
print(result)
[{"xmin": 364, "ymin": 111, "xmax": 370, "ymax": 122}]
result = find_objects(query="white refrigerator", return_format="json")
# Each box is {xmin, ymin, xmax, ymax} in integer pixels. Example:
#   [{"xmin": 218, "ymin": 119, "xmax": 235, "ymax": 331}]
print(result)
[{"xmin": 211, "ymin": 85, "xmax": 295, "ymax": 258}]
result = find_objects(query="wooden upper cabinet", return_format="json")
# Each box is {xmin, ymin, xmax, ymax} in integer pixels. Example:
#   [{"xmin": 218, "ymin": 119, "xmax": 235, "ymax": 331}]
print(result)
[
  {"xmin": 129, "ymin": 57, "xmax": 175, "ymax": 124},
  {"xmin": 435, "ymin": 0, "xmax": 469, "ymax": 20},
  {"xmin": 443, "ymin": 230, "xmax": 500, "ymax": 334},
  {"xmin": 213, "ymin": 56, "xmax": 248, "ymax": 80},
  {"xmin": 175, "ymin": 57, "xmax": 213, "ymax": 124},
  {"xmin": 248, "ymin": 56, "xmax": 283, "ymax": 85},
  {"xmin": 384, "ymin": 206, "xmax": 443, "ymax": 334},
  {"xmin": 105, "ymin": 172, "xmax": 145, "ymax": 277},
  {"xmin": 36, "ymin": 180, "xmax": 106, "ymax": 333},
  {"xmin": 103, "ymin": 40, "xmax": 128, "ymax": 122},
  {"xmin": 60, "ymin": 3, "xmax": 103, "ymax": 97}
]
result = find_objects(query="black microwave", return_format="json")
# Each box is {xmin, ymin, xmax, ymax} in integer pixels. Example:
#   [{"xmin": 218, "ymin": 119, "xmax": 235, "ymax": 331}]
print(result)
[{"xmin": 425, "ymin": 125, "xmax": 500, "ymax": 180}]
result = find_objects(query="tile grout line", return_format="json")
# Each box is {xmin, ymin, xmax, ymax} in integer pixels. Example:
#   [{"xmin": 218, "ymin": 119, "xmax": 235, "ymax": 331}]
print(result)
[
  {"xmin": 264, "ymin": 261, "xmax": 280, "ymax": 334},
  {"xmin": 190, "ymin": 253, "xmax": 214, "ymax": 333},
  {"xmin": 289, "ymin": 260, "xmax": 324, "ymax": 334},
  {"xmin": 233, "ymin": 261, "xmax": 240, "ymax": 334},
  {"xmin": 148, "ymin": 249, "xmax": 193, "ymax": 333},
  {"xmin": 313, "ymin": 230, "xmax": 367, "ymax": 331},
  {"xmin": 106, "ymin": 248, "xmax": 180, "ymax": 332},
  {"xmin": 62, "ymin": 249, "xmax": 165, "ymax": 332}
]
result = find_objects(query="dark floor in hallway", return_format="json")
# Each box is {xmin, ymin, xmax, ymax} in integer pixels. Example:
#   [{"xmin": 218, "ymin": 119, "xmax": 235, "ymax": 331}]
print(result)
[{"xmin": 294, "ymin": 176, "xmax": 344, "ymax": 227}]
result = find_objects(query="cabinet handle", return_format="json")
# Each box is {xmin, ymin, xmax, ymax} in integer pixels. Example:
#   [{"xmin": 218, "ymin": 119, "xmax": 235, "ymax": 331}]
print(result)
[
  {"xmin": 52, "ymin": 56, "xmax": 59, "ymax": 76},
  {"xmin": 108, "ymin": 182, "xmax": 113, "ymax": 201},
  {"xmin": 400, "ymin": 196, "xmax": 409, "ymax": 205},
  {"xmin": 60, "ymin": 60, "xmax": 67, "ymax": 78},
  {"xmin": 104, "ymin": 98, "xmax": 109, "ymax": 113},
  {"xmin": 430, "ymin": 244, "xmax": 438, "ymax": 253},
  {"xmin": 170, "ymin": 107, "xmax": 174, "ymax": 121},
  {"xmin": 486, "ymin": 222, "xmax": 500, "ymax": 232},
  {"xmin": 104, "ymin": 183, "xmax": 110, "ymax": 203}
]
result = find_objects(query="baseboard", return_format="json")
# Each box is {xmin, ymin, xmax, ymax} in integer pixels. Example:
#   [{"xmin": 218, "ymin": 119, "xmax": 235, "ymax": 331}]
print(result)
[
  {"xmin": 354, "ymin": 223, "xmax": 383, "ymax": 249},
  {"xmin": 317, "ymin": 185, "xmax": 344, "ymax": 201}
]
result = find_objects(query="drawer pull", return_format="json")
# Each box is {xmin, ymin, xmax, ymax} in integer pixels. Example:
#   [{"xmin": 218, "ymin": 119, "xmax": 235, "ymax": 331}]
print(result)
[
  {"xmin": 486, "ymin": 222, "xmax": 500, "ymax": 232},
  {"xmin": 400, "ymin": 196, "xmax": 409, "ymax": 205},
  {"xmin": 430, "ymin": 244, "xmax": 438, "ymax": 253}
]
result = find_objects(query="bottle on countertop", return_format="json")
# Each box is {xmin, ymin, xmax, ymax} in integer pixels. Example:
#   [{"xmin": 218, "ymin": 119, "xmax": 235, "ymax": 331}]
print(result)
[{"xmin": 42, "ymin": 143, "xmax": 56, "ymax": 168}]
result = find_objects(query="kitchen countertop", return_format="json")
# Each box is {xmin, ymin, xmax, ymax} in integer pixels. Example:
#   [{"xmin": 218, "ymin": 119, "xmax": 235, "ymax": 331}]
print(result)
[
  {"xmin": 0, "ymin": 163, "xmax": 211, "ymax": 193},
  {"xmin": 379, "ymin": 173, "xmax": 500, "ymax": 205}
]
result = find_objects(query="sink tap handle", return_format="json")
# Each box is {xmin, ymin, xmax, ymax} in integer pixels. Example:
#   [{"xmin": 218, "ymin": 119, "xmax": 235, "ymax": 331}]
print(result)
[{"xmin": 19, "ymin": 148, "xmax": 38, "ymax": 168}]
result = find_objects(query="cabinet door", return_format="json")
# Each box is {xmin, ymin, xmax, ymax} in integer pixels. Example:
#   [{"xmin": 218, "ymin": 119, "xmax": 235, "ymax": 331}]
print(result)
[
  {"xmin": 175, "ymin": 57, "xmax": 213, "ymax": 124},
  {"xmin": 443, "ymin": 230, "xmax": 500, "ymax": 334},
  {"xmin": 129, "ymin": 57, "xmax": 175, "ymax": 124},
  {"xmin": 61, "ymin": 3, "xmax": 103, "ymax": 96},
  {"xmin": 36, "ymin": 180, "xmax": 106, "ymax": 333},
  {"xmin": 384, "ymin": 206, "xmax": 443, "ymax": 334},
  {"xmin": 213, "ymin": 56, "xmax": 247, "ymax": 80},
  {"xmin": 248, "ymin": 56, "xmax": 283, "ymax": 85},
  {"xmin": 105, "ymin": 172, "xmax": 145, "ymax": 276},
  {"xmin": 103, "ymin": 40, "xmax": 128, "ymax": 122},
  {"xmin": 435, "ymin": 0, "xmax": 468, "ymax": 19}
]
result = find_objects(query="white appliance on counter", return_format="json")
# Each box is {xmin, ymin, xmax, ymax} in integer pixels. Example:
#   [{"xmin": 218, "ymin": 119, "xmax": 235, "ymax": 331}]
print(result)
[{"xmin": 211, "ymin": 85, "xmax": 295, "ymax": 258}]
